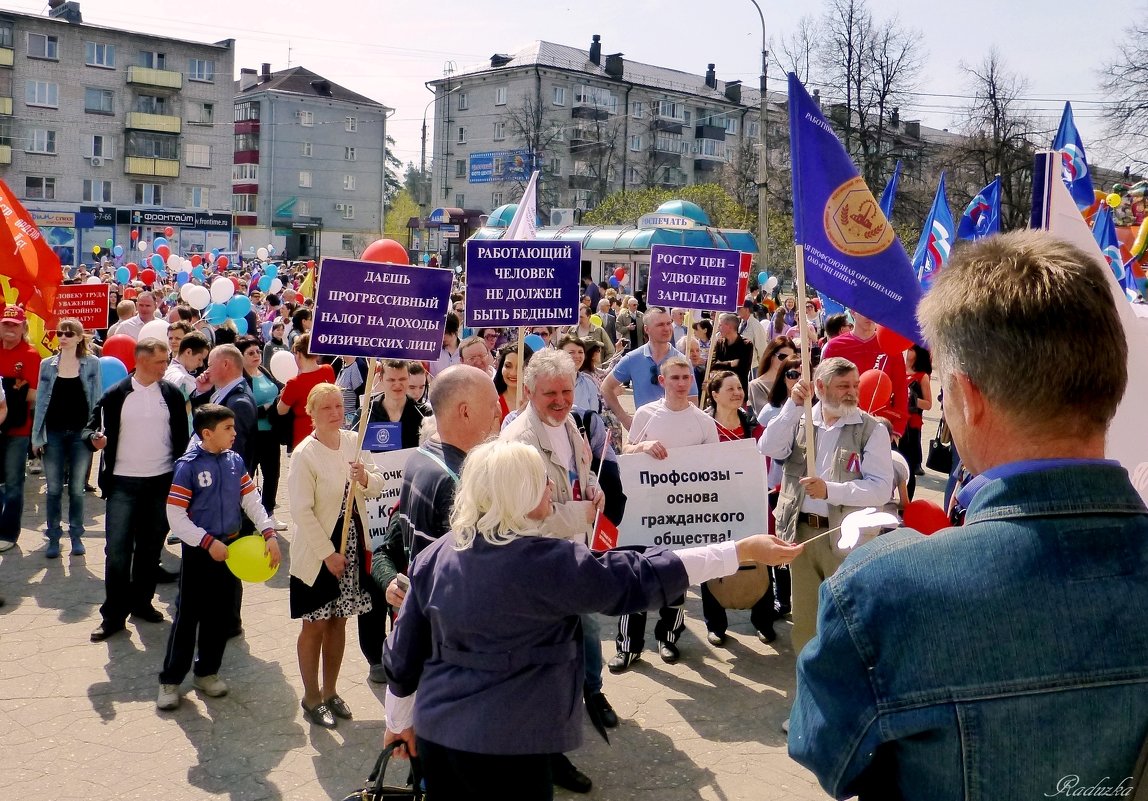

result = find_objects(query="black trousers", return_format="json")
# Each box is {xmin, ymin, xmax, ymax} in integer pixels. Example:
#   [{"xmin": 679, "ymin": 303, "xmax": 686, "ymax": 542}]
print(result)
[
  {"xmin": 159, "ymin": 544, "xmax": 237, "ymax": 683},
  {"xmin": 253, "ymin": 429, "xmax": 281, "ymax": 515},
  {"xmin": 101, "ymin": 474, "xmax": 172, "ymax": 624},
  {"xmin": 357, "ymin": 567, "xmax": 389, "ymax": 666},
  {"xmin": 700, "ymin": 582, "xmax": 778, "ymax": 636},
  {"xmin": 615, "ymin": 595, "xmax": 686, "ymax": 654},
  {"xmin": 418, "ymin": 737, "xmax": 552, "ymax": 801},
  {"xmin": 898, "ymin": 425, "xmax": 924, "ymax": 499}
]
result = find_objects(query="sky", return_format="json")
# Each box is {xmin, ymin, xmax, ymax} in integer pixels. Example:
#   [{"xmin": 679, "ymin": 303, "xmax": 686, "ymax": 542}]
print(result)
[{"xmin": 7, "ymin": 0, "xmax": 1135, "ymax": 172}]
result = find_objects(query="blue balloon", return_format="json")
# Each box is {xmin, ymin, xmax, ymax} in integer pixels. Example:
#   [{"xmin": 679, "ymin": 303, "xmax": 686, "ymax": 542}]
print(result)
[
  {"xmin": 258, "ymin": 275, "xmax": 273, "ymax": 292},
  {"xmin": 150, "ymin": 254, "xmax": 164, "ymax": 270},
  {"xmin": 204, "ymin": 303, "xmax": 228, "ymax": 325},
  {"xmin": 115, "ymin": 266, "xmax": 130, "ymax": 283},
  {"xmin": 99, "ymin": 356, "xmax": 128, "ymax": 387},
  {"xmin": 192, "ymin": 266, "xmax": 205, "ymax": 280},
  {"xmin": 264, "ymin": 264, "xmax": 278, "ymax": 278},
  {"xmin": 757, "ymin": 271, "xmax": 768, "ymax": 285},
  {"xmin": 226, "ymin": 295, "xmax": 252, "ymax": 318},
  {"xmin": 176, "ymin": 271, "xmax": 189, "ymax": 286},
  {"xmin": 608, "ymin": 276, "xmax": 619, "ymax": 287},
  {"xmin": 211, "ymin": 248, "xmax": 220, "ymax": 258},
  {"xmin": 232, "ymin": 317, "xmax": 248, "ymax": 335},
  {"xmin": 524, "ymin": 334, "xmax": 546, "ymax": 352},
  {"xmin": 113, "ymin": 245, "xmax": 124, "ymax": 258},
  {"xmin": 152, "ymin": 237, "xmax": 167, "ymax": 249}
]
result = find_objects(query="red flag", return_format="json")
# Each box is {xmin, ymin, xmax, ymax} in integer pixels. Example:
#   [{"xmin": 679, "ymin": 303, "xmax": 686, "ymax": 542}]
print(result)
[
  {"xmin": 590, "ymin": 516, "xmax": 618, "ymax": 552},
  {"xmin": 0, "ymin": 179, "xmax": 63, "ymax": 326}
]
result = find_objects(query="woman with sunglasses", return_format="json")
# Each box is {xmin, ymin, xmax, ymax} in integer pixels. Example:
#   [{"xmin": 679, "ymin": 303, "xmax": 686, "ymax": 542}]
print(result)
[
  {"xmin": 32, "ymin": 319, "xmax": 102, "ymax": 558},
  {"xmin": 747, "ymin": 336, "xmax": 797, "ymax": 417}
]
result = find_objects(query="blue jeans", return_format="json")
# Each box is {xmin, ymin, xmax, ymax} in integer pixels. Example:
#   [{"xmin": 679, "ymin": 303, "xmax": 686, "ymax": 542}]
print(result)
[
  {"xmin": 43, "ymin": 429, "xmax": 91, "ymax": 540},
  {"xmin": 582, "ymin": 613, "xmax": 603, "ymax": 694},
  {"xmin": 0, "ymin": 434, "xmax": 29, "ymax": 542}
]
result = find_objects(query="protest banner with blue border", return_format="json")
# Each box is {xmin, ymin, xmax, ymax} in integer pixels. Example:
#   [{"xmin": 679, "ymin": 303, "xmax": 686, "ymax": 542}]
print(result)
[
  {"xmin": 464, "ymin": 239, "xmax": 581, "ymax": 327},
  {"xmin": 646, "ymin": 244, "xmax": 741, "ymax": 312},
  {"xmin": 364, "ymin": 422, "xmax": 402, "ymax": 453},
  {"xmin": 309, "ymin": 258, "xmax": 452, "ymax": 360}
]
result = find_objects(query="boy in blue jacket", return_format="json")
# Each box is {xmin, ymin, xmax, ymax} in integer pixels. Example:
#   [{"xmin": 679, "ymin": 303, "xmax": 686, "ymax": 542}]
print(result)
[{"xmin": 157, "ymin": 404, "xmax": 280, "ymax": 710}]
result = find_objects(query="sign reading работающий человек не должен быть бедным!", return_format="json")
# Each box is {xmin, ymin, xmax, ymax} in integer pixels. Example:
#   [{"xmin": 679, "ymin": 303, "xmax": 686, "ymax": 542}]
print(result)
[{"xmin": 464, "ymin": 240, "xmax": 581, "ymax": 328}]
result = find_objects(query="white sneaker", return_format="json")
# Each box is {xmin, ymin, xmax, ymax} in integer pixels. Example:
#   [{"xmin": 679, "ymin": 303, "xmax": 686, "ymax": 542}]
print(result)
[
  {"xmin": 782, "ymin": 718, "xmax": 790, "ymax": 734},
  {"xmin": 28, "ymin": 457, "xmax": 42, "ymax": 475},
  {"xmin": 192, "ymin": 674, "xmax": 228, "ymax": 697},
  {"xmin": 0, "ymin": 540, "xmax": 16, "ymax": 553},
  {"xmin": 157, "ymin": 684, "xmax": 181, "ymax": 710},
  {"xmin": 272, "ymin": 518, "xmax": 288, "ymax": 531}
]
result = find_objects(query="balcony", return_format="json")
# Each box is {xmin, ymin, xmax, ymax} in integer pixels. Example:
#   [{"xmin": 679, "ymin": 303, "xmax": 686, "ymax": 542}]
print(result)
[
  {"xmin": 694, "ymin": 138, "xmax": 727, "ymax": 164},
  {"xmin": 127, "ymin": 65, "xmax": 183, "ymax": 90},
  {"xmin": 234, "ymin": 119, "xmax": 260, "ymax": 135},
  {"xmin": 653, "ymin": 118, "xmax": 684, "ymax": 135},
  {"xmin": 0, "ymin": 97, "xmax": 10, "ymax": 116},
  {"xmin": 0, "ymin": 47, "xmax": 12, "ymax": 68},
  {"xmin": 571, "ymin": 105, "xmax": 610, "ymax": 122},
  {"xmin": 125, "ymin": 156, "xmax": 180, "ymax": 177},
  {"xmin": 695, "ymin": 124, "xmax": 726, "ymax": 141},
  {"xmin": 126, "ymin": 112, "xmax": 182, "ymax": 134},
  {"xmin": 0, "ymin": 145, "xmax": 10, "ymax": 165},
  {"xmin": 568, "ymin": 174, "xmax": 598, "ymax": 191}
]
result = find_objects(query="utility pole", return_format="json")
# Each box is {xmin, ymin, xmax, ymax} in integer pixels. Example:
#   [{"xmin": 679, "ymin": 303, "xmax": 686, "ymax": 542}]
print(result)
[
  {"xmin": 748, "ymin": 0, "xmax": 770, "ymax": 279},
  {"xmin": 421, "ymin": 85, "xmax": 458, "ymax": 261}
]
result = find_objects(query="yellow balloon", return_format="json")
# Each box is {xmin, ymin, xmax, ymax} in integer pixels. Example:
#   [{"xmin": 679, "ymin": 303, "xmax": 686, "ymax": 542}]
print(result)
[
  {"xmin": 1107, "ymin": 193, "xmax": 1123, "ymax": 209},
  {"xmin": 92, "ymin": 245, "xmax": 101, "ymax": 255},
  {"xmin": 590, "ymin": 314, "xmax": 603, "ymax": 326},
  {"xmin": 225, "ymin": 535, "xmax": 278, "ymax": 583}
]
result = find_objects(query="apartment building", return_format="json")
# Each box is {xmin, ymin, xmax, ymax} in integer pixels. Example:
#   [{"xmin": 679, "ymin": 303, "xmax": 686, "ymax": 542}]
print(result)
[
  {"xmin": 0, "ymin": 2, "xmax": 235, "ymax": 265},
  {"xmin": 232, "ymin": 64, "xmax": 390, "ymax": 261}
]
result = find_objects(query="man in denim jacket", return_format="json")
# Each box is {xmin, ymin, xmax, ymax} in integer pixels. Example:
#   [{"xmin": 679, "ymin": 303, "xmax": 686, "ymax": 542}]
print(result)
[{"xmin": 790, "ymin": 231, "xmax": 1148, "ymax": 798}]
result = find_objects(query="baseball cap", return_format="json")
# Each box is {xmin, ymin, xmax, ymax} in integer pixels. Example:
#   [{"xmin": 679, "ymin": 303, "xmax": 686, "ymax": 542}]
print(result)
[{"xmin": 0, "ymin": 306, "xmax": 26, "ymax": 324}]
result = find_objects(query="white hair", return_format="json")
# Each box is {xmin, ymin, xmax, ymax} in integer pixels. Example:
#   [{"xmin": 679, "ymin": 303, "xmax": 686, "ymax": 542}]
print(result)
[
  {"xmin": 523, "ymin": 348, "xmax": 576, "ymax": 391},
  {"xmin": 450, "ymin": 441, "xmax": 547, "ymax": 550}
]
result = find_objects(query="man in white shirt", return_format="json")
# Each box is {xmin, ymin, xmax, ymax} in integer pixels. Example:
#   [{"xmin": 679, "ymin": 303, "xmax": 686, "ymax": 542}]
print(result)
[
  {"xmin": 115, "ymin": 291, "xmax": 160, "ymax": 341},
  {"xmin": 610, "ymin": 356, "xmax": 719, "ymax": 673},
  {"xmin": 738, "ymin": 300, "xmax": 769, "ymax": 377}
]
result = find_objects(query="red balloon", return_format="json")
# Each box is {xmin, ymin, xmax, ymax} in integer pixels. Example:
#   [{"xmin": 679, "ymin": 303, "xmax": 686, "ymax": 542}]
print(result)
[
  {"xmin": 876, "ymin": 325, "xmax": 913, "ymax": 355},
  {"xmin": 102, "ymin": 335, "xmax": 137, "ymax": 373},
  {"xmin": 164, "ymin": 226, "xmax": 175, "ymax": 238},
  {"xmin": 126, "ymin": 262, "xmax": 139, "ymax": 279},
  {"xmin": 307, "ymin": 260, "xmax": 316, "ymax": 269},
  {"xmin": 858, "ymin": 368, "xmax": 893, "ymax": 414},
  {"xmin": 217, "ymin": 255, "xmax": 229, "ymax": 269},
  {"xmin": 190, "ymin": 254, "xmax": 202, "ymax": 267},
  {"xmin": 361, "ymin": 238, "xmax": 410, "ymax": 265},
  {"xmin": 156, "ymin": 245, "xmax": 171, "ymax": 260},
  {"xmin": 123, "ymin": 287, "xmax": 137, "ymax": 300},
  {"xmin": 902, "ymin": 499, "xmax": 950, "ymax": 535},
  {"xmin": 130, "ymin": 229, "xmax": 139, "ymax": 240},
  {"xmin": 230, "ymin": 276, "xmax": 241, "ymax": 292},
  {"xmin": 613, "ymin": 267, "xmax": 626, "ymax": 281},
  {"xmin": 140, "ymin": 268, "xmax": 156, "ymax": 285}
]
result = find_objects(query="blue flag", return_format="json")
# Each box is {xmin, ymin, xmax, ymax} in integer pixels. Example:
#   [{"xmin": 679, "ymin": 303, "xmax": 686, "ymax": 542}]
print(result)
[
  {"xmin": 957, "ymin": 176, "xmax": 1001, "ymax": 240},
  {"xmin": 911, "ymin": 172, "xmax": 956, "ymax": 290},
  {"xmin": 788, "ymin": 73, "xmax": 922, "ymax": 343},
  {"xmin": 1122, "ymin": 258, "xmax": 1141, "ymax": 301},
  {"xmin": 1052, "ymin": 102, "xmax": 1095, "ymax": 211},
  {"xmin": 878, "ymin": 160, "xmax": 902, "ymax": 220},
  {"xmin": 1092, "ymin": 204, "xmax": 1125, "ymax": 280}
]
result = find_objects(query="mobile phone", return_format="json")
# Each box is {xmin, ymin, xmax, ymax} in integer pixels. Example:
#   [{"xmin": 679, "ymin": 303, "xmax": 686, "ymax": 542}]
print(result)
[{"xmin": 395, "ymin": 574, "xmax": 410, "ymax": 592}]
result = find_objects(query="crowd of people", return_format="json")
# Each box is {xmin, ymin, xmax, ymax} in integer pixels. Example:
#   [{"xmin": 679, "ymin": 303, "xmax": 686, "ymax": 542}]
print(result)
[{"xmin": 2, "ymin": 231, "xmax": 1146, "ymax": 799}]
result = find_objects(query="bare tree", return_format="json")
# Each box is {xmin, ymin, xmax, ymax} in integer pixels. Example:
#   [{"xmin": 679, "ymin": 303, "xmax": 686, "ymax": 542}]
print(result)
[
  {"xmin": 568, "ymin": 93, "xmax": 625, "ymax": 211},
  {"xmin": 1100, "ymin": 23, "xmax": 1148, "ymax": 169},
  {"xmin": 500, "ymin": 93, "xmax": 567, "ymax": 216},
  {"xmin": 776, "ymin": 15, "xmax": 818, "ymax": 84}
]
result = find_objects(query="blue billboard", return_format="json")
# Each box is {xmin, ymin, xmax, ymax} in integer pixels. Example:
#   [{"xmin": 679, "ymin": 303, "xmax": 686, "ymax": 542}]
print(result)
[{"xmin": 468, "ymin": 150, "xmax": 534, "ymax": 184}]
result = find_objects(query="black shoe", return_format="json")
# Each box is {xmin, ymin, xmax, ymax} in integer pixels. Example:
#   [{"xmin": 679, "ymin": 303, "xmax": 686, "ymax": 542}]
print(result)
[
  {"xmin": 585, "ymin": 690, "xmax": 618, "ymax": 728},
  {"xmin": 657, "ymin": 641, "xmax": 680, "ymax": 664},
  {"xmin": 226, "ymin": 626, "xmax": 244, "ymax": 639},
  {"xmin": 777, "ymin": 605, "xmax": 791, "ymax": 617},
  {"xmin": 84, "ymin": 483, "xmax": 98, "ymax": 493},
  {"xmin": 131, "ymin": 606, "xmax": 165, "ymax": 624},
  {"xmin": 155, "ymin": 566, "xmax": 179, "ymax": 584},
  {"xmin": 606, "ymin": 651, "xmax": 641, "ymax": 674},
  {"xmin": 756, "ymin": 624, "xmax": 777, "ymax": 644},
  {"xmin": 90, "ymin": 621, "xmax": 125, "ymax": 642},
  {"xmin": 301, "ymin": 700, "xmax": 337, "ymax": 729},
  {"xmin": 706, "ymin": 631, "xmax": 726, "ymax": 647},
  {"xmin": 550, "ymin": 754, "xmax": 592, "ymax": 794}
]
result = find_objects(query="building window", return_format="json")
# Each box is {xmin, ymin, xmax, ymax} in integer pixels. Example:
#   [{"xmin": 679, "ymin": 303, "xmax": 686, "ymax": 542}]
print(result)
[
  {"xmin": 234, "ymin": 133, "xmax": 259, "ymax": 152},
  {"xmin": 234, "ymin": 101, "xmax": 260, "ymax": 122},
  {"xmin": 135, "ymin": 94, "xmax": 169, "ymax": 115},
  {"xmin": 189, "ymin": 102, "xmax": 214, "ymax": 126},
  {"xmin": 27, "ymin": 129, "xmax": 57, "ymax": 154},
  {"xmin": 232, "ymin": 194, "xmax": 257, "ymax": 213},
  {"xmin": 657, "ymin": 99, "xmax": 685, "ymax": 121},
  {"xmin": 574, "ymin": 85, "xmax": 617, "ymax": 114},
  {"xmin": 572, "ymin": 189, "xmax": 592, "ymax": 208},
  {"xmin": 139, "ymin": 51, "xmax": 166, "ymax": 69},
  {"xmin": 492, "ymin": 191, "xmax": 503, "ymax": 207},
  {"xmin": 341, "ymin": 234, "xmax": 354, "ymax": 251},
  {"xmin": 296, "ymin": 199, "xmax": 310, "ymax": 216},
  {"xmin": 135, "ymin": 183, "xmax": 162, "ymax": 205},
  {"xmin": 341, "ymin": 204, "xmax": 355, "ymax": 220},
  {"xmin": 301, "ymin": 141, "xmax": 312, "ymax": 157},
  {"xmin": 454, "ymin": 159, "xmax": 466, "ymax": 178},
  {"xmin": 25, "ymin": 176, "xmax": 55, "ymax": 200},
  {"xmin": 345, "ymin": 116, "xmax": 357, "ymax": 132},
  {"xmin": 127, "ymin": 131, "xmax": 178, "ymax": 159},
  {"xmin": 188, "ymin": 58, "xmax": 215, "ymax": 83},
  {"xmin": 299, "ymin": 110, "xmax": 314, "ymax": 126},
  {"xmin": 632, "ymin": 101, "xmax": 644, "ymax": 119},
  {"xmin": 27, "ymin": 33, "xmax": 58, "ymax": 60},
  {"xmin": 493, "ymin": 122, "xmax": 505, "ymax": 141},
  {"xmin": 627, "ymin": 166, "xmax": 640, "ymax": 184},
  {"xmin": 457, "ymin": 126, "xmax": 467, "ymax": 144},
  {"xmin": 492, "ymin": 156, "xmax": 504, "ymax": 175},
  {"xmin": 83, "ymin": 179, "xmax": 112, "ymax": 203},
  {"xmin": 748, "ymin": 121, "xmax": 760, "ymax": 140},
  {"xmin": 185, "ymin": 186, "xmax": 209, "ymax": 209},
  {"xmin": 232, "ymin": 164, "xmax": 258, "ymax": 182},
  {"xmin": 299, "ymin": 171, "xmax": 312, "ymax": 188},
  {"xmin": 454, "ymin": 193, "xmax": 465, "ymax": 208},
  {"xmin": 629, "ymin": 135, "xmax": 642, "ymax": 152},
  {"xmin": 0, "ymin": 21, "xmax": 12, "ymax": 49},
  {"xmin": 457, "ymin": 92, "xmax": 468, "ymax": 111},
  {"xmin": 85, "ymin": 42, "xmax": 116, "ymax": 68},
  {"xmin": 184, "ymin": 143, "xmax": 211, "ymax": 168},
  {"xmin": 26, "ymin": 80, "xmax": 59, "ymax": 108},
  {"xmin": 345, "ymin": 146, "xmax": 356, "ymax": 161},
  {"xmin": 494, "ymin": 86, "xmax": 507, "ymax": 106},
  {"xmin": 91, "ymin": 135, "xmax": 106, "ymax": 158},
  {"xmin": 0, "ymin": 120, "xmax": 9, "ymax": 147},
  {"xmin": 550, "ymin": 157, "xmax": 562, "ymax": 175},
  {"xmin": 553, "ymin": 86, "xmax": 566, "ymax": 106},
  {"xmin": 343, "ymin": 175, "xmax": 356, "ymax": 191}
]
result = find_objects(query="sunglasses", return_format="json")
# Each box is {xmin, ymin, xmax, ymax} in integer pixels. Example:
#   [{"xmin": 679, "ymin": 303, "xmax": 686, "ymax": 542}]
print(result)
[
  {"xmin": 776, "ymin": 351, "xmax": 794, "ymax": 361},
  {"xmin": 785, "ymin": 369, "xmax": 801, "ymax": 380},
  {"xmin": 56, "ymin": 330, "xmax": 78, "ymax": 338}
]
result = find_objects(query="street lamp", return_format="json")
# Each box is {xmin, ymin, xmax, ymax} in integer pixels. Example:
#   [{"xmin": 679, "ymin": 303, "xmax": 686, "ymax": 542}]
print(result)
[
  {"xmin": 747, "ymin": 0, "xmax": 769, "ymax": 278},
  {"xmin": 419, "ymin": 85, "xmax": 460, "ymax": 257}
]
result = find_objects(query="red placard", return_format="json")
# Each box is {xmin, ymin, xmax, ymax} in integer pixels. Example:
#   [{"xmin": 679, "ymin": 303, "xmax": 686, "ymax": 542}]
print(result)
[
  {"xmin": 736, "ymin": 251, "xmax": 753, "ymax": 303},
  {"xmin": 54, "ymin": 284, "xmax": 110, "ymax": 331}
]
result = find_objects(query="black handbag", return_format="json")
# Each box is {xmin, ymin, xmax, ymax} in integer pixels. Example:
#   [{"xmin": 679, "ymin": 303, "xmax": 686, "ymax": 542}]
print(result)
[
  {"xmin": 925, "ymin": 419, "xmax": 953, "ymax": 474},
  {"xmin": 341, "ymin": 742, "xmax": 424, "ymax": 801}
]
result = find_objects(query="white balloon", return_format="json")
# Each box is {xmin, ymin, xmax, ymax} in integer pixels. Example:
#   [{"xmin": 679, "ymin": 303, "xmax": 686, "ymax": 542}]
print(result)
[
  {"xmin": 838, "ymin": 507, "xmax": 901, "ymax": 550},
  {"xmin": 167, "ymin": 254, "xmax": 181, "ymax": 271},
  {"xmin": 179, "ymin": 282, "xmax": 197, "ymax": 303},
  {"xmin": 269, "ymin": 278, "xmax": 283, "ymax": 294},
  {"xmin": 269, "ymin": 350, "xmax": 299, "ymax": 383},
  {"xmin": 138, "ymin": 319, "xmax": 170, "ymax": 342},
  {"xmin": 764, "ymin": 276, "xmax": 779, "ymax": 291},
  {"xmin": 85, "ymin": 275, "xmax": 103, "ymax": 285},
  {"xmin": 181, "ymin": 259, "xmax": 193, "ymax": 273},
  {"xmin": 186, "ymin": 284, "xmax": 210, "ymax": 310},
  {"xmin": 209, "ymin": 276, "xmax": 235, "ymax": 304},
  {"xmin": 256, "ymin": 247, "xmax": 269, "ymax": 261},
  {"xmin": 138, "ymin": 240, "xmax": 149, "ymax": 252}
]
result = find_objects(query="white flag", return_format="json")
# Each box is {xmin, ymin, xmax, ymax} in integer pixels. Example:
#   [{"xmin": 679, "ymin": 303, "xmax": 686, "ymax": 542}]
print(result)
[{"xmin": 504, "ymin": 170, "xmax": 539, "ymax": 241}]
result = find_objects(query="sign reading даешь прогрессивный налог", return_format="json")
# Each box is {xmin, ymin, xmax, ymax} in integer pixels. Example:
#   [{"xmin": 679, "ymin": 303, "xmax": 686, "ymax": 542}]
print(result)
[
  {"xmin": 464, "ymin": 240, "xmax": 581, "ymax": 328},
  {"xmin": 308, "ymin": 259, "xmax": 453, "ymax": 360}
]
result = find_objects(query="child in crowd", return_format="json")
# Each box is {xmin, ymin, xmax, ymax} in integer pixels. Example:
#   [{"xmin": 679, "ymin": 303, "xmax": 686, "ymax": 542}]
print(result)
[{"xmin": 157, "ymin": 404, "xmax": 280, "ymax": 710}]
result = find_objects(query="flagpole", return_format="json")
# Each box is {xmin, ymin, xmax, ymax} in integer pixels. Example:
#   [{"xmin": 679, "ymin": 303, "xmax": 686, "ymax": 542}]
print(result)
[
  {"xmin": 793, "ymin": 244, "xmax": 817, "ymax": 475},
  {"xmin": 515, "ymin": 326, "xmax": 525, "ymax": 409},
  {"xmin": 700, "ymin": 311, "xmax": 719, "ymax": 393},
  {"xmin": 340, "ymin": 356, "xmax": 378, "ymax": 555}
]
